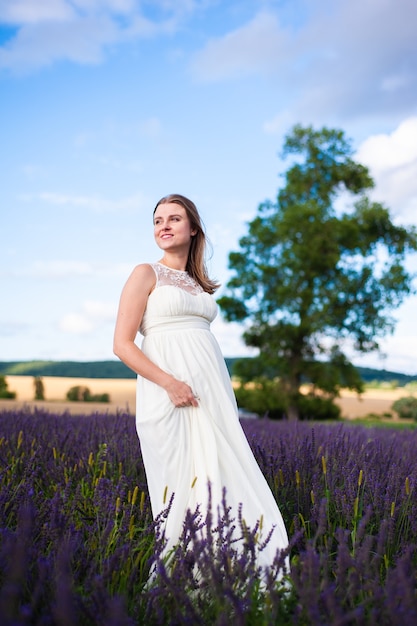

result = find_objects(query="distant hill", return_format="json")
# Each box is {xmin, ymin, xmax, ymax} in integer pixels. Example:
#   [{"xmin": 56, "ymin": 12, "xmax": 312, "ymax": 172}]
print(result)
[
  {"xmin": 0, "ymin": 359, "xmax": 416, "ymax": 385},
  {"xmin": 0, "ymin": 360, "xmax": 136, "ymax": 379},
  {"xmin": 352, "ymin": 366, "xmax": 416, "ymax": 385},
  {"xmin": 224, "ymin": 358, "xmax": 416, "ymax": 386}
]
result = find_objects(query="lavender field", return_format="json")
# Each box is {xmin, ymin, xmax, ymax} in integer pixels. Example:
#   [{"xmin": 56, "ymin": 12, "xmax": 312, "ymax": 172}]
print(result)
[{"xmin": 0, "ymin": 408, "xmax": 416, "ymax": 625}]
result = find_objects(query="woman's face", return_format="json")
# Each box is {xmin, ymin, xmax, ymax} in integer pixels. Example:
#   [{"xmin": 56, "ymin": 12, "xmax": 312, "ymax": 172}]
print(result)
[{"xmin": 153, "ymin": 202, "xmax": 195, "ymax": 253}]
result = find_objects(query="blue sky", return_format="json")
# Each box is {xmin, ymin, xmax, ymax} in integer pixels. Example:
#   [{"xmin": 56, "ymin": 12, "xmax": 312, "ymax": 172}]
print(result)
[{"xmin": 1, "ymin": 0, "xmax": 417, "ymax": 374}]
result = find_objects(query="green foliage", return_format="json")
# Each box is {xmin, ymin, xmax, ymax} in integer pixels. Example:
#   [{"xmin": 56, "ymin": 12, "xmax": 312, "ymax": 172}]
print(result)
[
  {"xmin": 95, "ymin": 393, "xmax": 110, "ymax": 403},
  {"xmin": 218, "ymin": 124, "xmax": 417, "ymax": 419},
  {"xmin": 297, "ymin": 394, "xmax": 341, "ymax": 421},
  {"xmin": 66, "ymin": 385, "xmax": 90, "ymax": 401},
  {"xmin": 66, "ymin": 385, "xmax": 110, "ymax": 403},
  {"xmin": 33, "ymin": 376, "xmax": 45, "ymax": 400},
  {"xmin": 392, "ymin": 396, "xmax": 417, "ymax": 421},
  {"xmin": 234, "ymin": 377, "xmax": 287, "ymax": 419},
  {"xmin": 234, "ymin": 382, "xmax": 342, "ymax": 422},
  {"xmin": 0, "ymin": 375, "xmax": 16, "ymax": 399}
]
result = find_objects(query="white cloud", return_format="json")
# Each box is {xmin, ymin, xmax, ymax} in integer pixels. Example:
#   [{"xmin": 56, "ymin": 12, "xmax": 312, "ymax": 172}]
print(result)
[
  {"xmin": 37, "ymin": 191, "xmax": 146, "ymax": 213},
  {"xmin": 0, "ymin": 0, "xmax": 180, "ymax": 70},
  {"xmin": 190, "ymin": 1, "xmax": 417, "ymax": 124},
  {"xmin": 71, "ymin": 0, "xmax": 136, "ymax": 15},
  {"xmin": 59, "ymin": 299, "xmax": 116, "ymax": 336},
  {"xmin": 190, "ymin": 11, "xmax": 289, "ymax": 82},
  {"xmin": 18, "ymin": 260, "xmax": 94, "ymax": 278},
  {"xmin": 356, "ymin": 117, "xmax": 417, "ymax": 223},
  {"xmin": 83, "ymin": 300, "xmax": 117, "ymax": 320},
  {"xmin": 353, "ymin": 332, "xmax": 417, "ymax": 376},
  {"xmin": 0, "ymin": 15, "xmax": 120, "ymax": 69},
  {"xmin": 290, "ymin": 0, "xmax": 417, "ymax": 120},
  {"xmin": 2, "ymin": 0, "xmax": 416, "ymax": 126},
  {"xmin": 0, "ymin": 0, "xmax": 139, "ymax": 24},
  {"xmin": 11, "ymin": 260, "xmax": 133, "ymax": 279},
  {"xmin": 356, "ymin": 117, "xmax": 417, "ymax": 172},
  {"xmin": 59, "ymin": 312, "xmax": 93, "ymax": 334},
  {"xmin": 0, "ymin": 0, "xmax": 74, "ymax": 24}
]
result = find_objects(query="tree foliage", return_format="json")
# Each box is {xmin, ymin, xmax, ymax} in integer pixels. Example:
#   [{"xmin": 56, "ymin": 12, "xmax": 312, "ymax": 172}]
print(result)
[
  {"xmin": 392, "ymin": 396, "xmax": 417, "ymax": 421},
  {"xmin": 218, "ymin": 125, "xmax": 417, "ymax": 420},
  {"xmin": 33, "ymin": 376, "xmax": 45, "ymax": 400},
  {"xmin": 66, "ymin": 385, "xmax": 110, "ymax": 403},
  {"xmin": 0, "ymin": 375, "xmax": 16, "ymax": 399}
]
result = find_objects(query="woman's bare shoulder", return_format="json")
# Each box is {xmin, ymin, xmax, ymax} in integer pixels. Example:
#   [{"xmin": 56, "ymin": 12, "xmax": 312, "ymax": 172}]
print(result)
[
  {"xmin": 126, "ymin": 263, "xmax": 156, "ymax": 291},
  {"xmin": 130, "ymin": 262, "xmax": 156, "ymax": 276}
]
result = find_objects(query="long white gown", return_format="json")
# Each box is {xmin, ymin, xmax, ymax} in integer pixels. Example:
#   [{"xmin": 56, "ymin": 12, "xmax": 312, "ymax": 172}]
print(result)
[{"xmin": 136, "ymin": 262, "xmax": 289, "ymax": 570}]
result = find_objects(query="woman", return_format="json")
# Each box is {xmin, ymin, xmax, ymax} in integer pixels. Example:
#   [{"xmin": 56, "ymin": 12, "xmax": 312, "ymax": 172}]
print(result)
[{"xmin": 113, "ymin": 193, "xmax": 289, "ymax": 572}]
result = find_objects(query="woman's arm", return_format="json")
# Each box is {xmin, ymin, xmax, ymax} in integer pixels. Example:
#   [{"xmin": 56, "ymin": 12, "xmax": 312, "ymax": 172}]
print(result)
[{"xmin": 113, "ymin": 264, "xmax": 198, "ymax": 407}]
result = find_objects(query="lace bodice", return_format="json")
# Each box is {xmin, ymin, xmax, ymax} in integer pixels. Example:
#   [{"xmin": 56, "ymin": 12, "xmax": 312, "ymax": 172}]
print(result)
[
  {"xmin": 150, "ymin": 262, "xmax": 204, "ymax": 295},
  {"xmin": 139, "ymin": 262, "xmax": 216, "ymax": 336}
]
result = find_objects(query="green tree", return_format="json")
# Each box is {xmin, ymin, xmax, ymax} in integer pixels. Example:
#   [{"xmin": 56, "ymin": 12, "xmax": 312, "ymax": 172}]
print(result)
[
  {"xmin": 391, "ymin": 396, "xmax": 417, "ymax": 421},
  {"xmin": 34, "ymin": 376, "xmax": 45, "ymax": 400},
  {"xmin": 0, "ymin": 375, "xmax": 16, "ymax": 399},
  {"xmin": 218, "ymin": 125, "xmax": 417, "ymax": 420}
]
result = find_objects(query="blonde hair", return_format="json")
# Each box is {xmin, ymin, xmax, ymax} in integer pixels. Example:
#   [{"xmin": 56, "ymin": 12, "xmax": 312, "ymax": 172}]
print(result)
[{"xmin": 153, "ymin": 194, "xmax": 220, "ymax": 294}]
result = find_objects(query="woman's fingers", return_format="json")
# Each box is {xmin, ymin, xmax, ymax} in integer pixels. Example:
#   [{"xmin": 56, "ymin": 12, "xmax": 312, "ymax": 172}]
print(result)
[{"xmin": 168, "ymin": 381, "xmax": 199, "ymax": 407}]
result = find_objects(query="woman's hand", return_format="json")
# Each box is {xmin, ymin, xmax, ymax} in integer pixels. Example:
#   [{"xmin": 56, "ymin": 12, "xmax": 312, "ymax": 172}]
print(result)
[{"xmin": 164, "ymin": 377, "xmax": 199, "ymax": 408}]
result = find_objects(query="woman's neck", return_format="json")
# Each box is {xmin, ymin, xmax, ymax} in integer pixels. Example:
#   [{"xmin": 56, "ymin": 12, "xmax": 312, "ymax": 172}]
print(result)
[{"xmin": 158, "ymin": 254, "xmax": 188, "ymax": 271}]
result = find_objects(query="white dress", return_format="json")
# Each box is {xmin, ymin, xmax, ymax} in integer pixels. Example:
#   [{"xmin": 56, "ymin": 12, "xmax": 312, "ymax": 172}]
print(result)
[{"xmin": 136, "ymin": 262, "xmax": 289, "ymax": 570}]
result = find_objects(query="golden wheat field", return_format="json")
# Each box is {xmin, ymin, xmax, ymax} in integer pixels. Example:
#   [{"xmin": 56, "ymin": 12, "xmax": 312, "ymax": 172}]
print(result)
[
  {"xmin": 0, "ymin": 375, "xmax": 414, "ymax": 419},
  {"xmin": 0, "ymin": 376, "xmax": 136, "ymax": 415}
]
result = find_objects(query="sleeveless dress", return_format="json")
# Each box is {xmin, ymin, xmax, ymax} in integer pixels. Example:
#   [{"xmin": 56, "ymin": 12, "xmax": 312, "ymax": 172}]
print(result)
[{"xmin": 136, "ymin": 262, "xmax": 289, "ymax": 569}]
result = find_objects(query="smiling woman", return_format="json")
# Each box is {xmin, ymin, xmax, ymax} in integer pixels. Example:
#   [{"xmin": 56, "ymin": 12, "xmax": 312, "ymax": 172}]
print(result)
[
  {"xmin": 1, "ymin": 0, "xmax": 417, "ymax": 374},
  {"xmin": 113, "ymin": 193, "xmax": 290, "ymax": 579}
]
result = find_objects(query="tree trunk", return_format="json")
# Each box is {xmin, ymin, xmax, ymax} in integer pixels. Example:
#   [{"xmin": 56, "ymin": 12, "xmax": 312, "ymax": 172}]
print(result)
[{"xmin": 287, "ymin": 404, "xmax": 299, "ymax": 421}]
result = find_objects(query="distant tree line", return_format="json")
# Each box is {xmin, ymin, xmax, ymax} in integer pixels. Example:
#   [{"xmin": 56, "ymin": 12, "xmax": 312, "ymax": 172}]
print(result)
[
  {"xmin": 0, "ymin": 360, "xmax": 415, "ymax": 387},
  {"xmin": 0, "ymin": 361, "xmax": 136, "ymax": 379}
]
